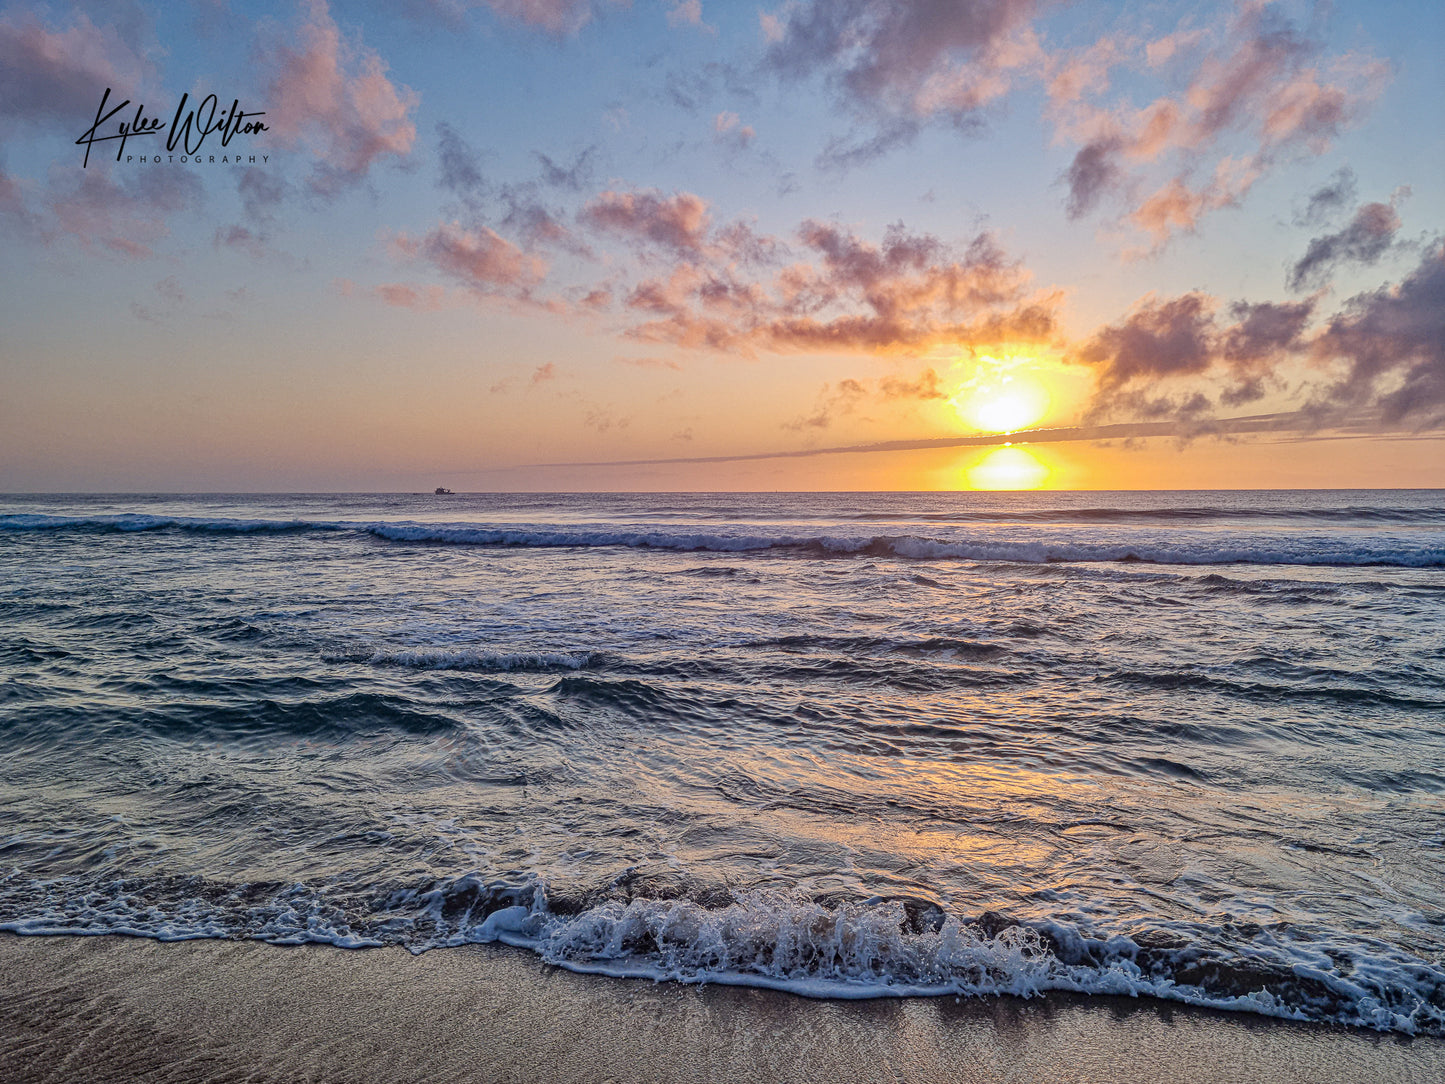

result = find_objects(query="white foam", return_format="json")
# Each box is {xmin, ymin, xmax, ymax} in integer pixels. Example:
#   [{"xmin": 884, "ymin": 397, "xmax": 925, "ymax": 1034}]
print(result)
[
  {"xmin": 4, "ymin": 880, "xmax": 1441, "ymax": 1033},
  {"xmin": 464, "ymin": 892, "xmax": 1445, "ymax": 1034},
  {"xmin": 2, "ymin": 513, "xmax": 1439, "ymax": 567}
]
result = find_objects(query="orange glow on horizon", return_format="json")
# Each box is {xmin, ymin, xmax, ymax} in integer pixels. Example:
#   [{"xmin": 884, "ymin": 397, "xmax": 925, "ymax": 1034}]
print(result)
[{"xmin": 966, "ymin": 446, "xmax": 1050, "ymax": 490}]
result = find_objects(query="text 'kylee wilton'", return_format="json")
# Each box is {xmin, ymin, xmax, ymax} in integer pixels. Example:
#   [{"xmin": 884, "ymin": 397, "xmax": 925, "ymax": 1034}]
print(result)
[{"xmin": 76, "ymin": 88, "xmax": 270, "ymax": 167}]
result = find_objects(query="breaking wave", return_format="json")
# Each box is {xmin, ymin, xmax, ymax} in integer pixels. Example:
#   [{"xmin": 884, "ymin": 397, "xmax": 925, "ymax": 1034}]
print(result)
[
  {"xmin": 2, "ymin": 513, "xmax": 1440, "ymax": 568},
  {"xmin": 3, "ymin": 874, "xmax": 1440, "ymax": 1035}
]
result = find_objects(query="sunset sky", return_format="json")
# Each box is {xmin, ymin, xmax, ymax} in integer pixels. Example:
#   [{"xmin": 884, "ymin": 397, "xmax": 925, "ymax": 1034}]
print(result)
[{"xmin": 1, "ymin": 0, "xmax": 1441, "ymax": 491}]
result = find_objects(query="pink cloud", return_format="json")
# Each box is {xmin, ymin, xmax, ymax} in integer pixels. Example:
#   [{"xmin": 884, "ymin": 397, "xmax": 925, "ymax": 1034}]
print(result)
[
  {"xmin": 765, "ymin": 0, "xmax": 1043, "ymax": 122},
  {"xmin": 0, "ymin": 9, "xmax": 150, "ymax": 129},
  {"xmin": 1126, "ymin": 156, "xmax": 1262, "ymax": 250},
  {"xmin": 373, "ymin": 282, "xmax": 451, "ymax": 310},
  {"xmin": 264, "ymin": 0, "xmax": 419, "ymax": 197},
  {"xmin": 879, "ymin": 367, "xmax": 948, "ymax": 400},
  {"xmin": 612, "ymin": 218, "xmax": 1057, "ymax": 357},
  {"xmin": 1046, "ymin": 36, "xmax": 1126, "ymax": 107},
  {"xmin": 616, "ymin": 355, "xmax": 682, "ymax": 371},
  {"xmin": 713, "ymin": 111, "xmax": 755, "ymax": 150},
  {"xmin": 666, "ymin": 1, "xmax": 712, "ymax": 33},
  {"xmin": 1054, "ymin": 5, "xmax": 1386, "ymax": 247},
  {"xmin": 390, "ymin": 221, "xmax": 548, "ymax": 299},
  {"xmin": 580, "ymin": 189, "xmax": 712, "ymax": 256}
]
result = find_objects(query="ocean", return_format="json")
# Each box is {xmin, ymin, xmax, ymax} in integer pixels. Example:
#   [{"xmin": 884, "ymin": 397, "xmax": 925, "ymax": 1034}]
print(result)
[{"xmin": 1, "ymin": 491, "xmax": 1442, "ymax": 1034}]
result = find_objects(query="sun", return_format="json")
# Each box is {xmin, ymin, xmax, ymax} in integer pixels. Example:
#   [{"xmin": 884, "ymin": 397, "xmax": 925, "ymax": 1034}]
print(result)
[
  {"xmin": 966, "ymin": 446, "xmax": 1050, "ymax": 490},
  {"xmin": 967, "ymin": 383, "xmax": 1049, "ymax": 432},
  {"xmin": 950, "ymin": 357, "xmax": 1051, "ymax": 434}
]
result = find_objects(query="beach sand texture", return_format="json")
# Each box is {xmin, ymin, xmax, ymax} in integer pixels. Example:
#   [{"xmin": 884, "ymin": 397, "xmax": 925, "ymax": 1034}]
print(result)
[{"xmin": 3, "ymin": 934, "xmax": 1442, "ymax": 1084}]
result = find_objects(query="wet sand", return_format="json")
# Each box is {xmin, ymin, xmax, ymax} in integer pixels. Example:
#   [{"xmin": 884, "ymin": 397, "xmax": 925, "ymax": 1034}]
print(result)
[{"xmin": 1, "ymin": 932, "xmax": 1440, "ymax": 1083}]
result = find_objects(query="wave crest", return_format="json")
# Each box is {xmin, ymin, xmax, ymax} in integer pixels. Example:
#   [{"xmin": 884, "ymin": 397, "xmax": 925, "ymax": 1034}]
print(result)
[{"xmin": 2, "ymin": 513, "xmax": 1440, "ymax": 568}]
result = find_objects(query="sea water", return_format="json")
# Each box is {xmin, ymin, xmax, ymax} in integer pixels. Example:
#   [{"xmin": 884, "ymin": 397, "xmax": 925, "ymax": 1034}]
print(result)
[{"xmin": 1, "ymin": 491, "xmax": 1442, "ymax": 1032}]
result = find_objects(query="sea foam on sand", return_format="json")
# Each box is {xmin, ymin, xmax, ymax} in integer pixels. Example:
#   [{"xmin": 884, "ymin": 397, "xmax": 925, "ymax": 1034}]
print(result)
[{"xmin": 2, "ymin": 933, "xmax": 1443, "ymax": 1084}]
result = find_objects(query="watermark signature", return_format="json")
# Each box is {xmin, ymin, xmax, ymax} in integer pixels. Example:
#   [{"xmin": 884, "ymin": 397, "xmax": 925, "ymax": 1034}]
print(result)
[{"xmin": 76, "ymin": 87, "xmax": 270, "ymax": 167}]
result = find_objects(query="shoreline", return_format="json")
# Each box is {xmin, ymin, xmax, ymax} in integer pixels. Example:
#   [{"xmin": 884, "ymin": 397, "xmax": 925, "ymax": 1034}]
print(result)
[{"xmin": 3, "ymin": 932, "xmax": 1442, "ymax": 1083}]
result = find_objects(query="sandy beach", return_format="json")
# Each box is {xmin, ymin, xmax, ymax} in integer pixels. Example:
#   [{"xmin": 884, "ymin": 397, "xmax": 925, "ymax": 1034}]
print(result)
[{"xmin": 2, "ymin": 932, "xmax": 1440, "ymax": 1083}]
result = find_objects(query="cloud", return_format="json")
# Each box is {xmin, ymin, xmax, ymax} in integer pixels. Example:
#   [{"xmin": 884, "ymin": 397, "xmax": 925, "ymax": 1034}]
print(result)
[
  {"xmin": 1062, "ymin": 136, "xmax": 1124, "ymax": 220},
  {"xmin": 1216, "ymin": 297, "xmax": 1315, "ymax": 405},
  {"xmin": 264, "ymin": 0, "xmax": 419, "ymax": 197},
  {"xmin": 580, "ymin": 188, "xmax": 711, "ymax": 256},
  {"xmin": 0, "ymin": 5, "xmax": 164, "ymax": 245},
  {"xmin": 1288, "ymin": 195, "xmax": 1405, "ymax": 291},
  {"xmin": 666, "ymin": 1, "xmax": 713, "ymax": 33},
  {"xmin": 154, "ymin": 274, "xmax": 184, "ymax": 304},
  {"xmin": 501, "ymin": 192, "xmax": 581, "ymax": 250},
  {"xmin": 764, "ymin": 0, "xmax": 1042, "ymax": 125},
  {"xmin": 213, "ymin": 224, "xmax": 269, "ymax": 258},
  {"xmin": 0, "ymin": 167, "xmax": 28, "ymax": 224},
  {"xmin": 879, "ymin": 367, "xmax": 948, "ymax": 400},
  {"xmin": 370, "ymin": 282, "xmax": 451, "ymax": 310},
  {"xmin": 1314, "ymin": 243, "xmax": 1445, "ymax": 424},
  {"xmin": 761, "ymin": 0, "xmax": 1044, "ymax": 167},
  {"xmin": 1072, "ymin": 243, "xmax": 1445, "ymax": 431},
  {"xmin": 1075, "ymin": 288, "xmax": 1319, "ymax": 419},
  {"xmin": 46, "ymin": 163, "xmax": 204, "ymax": 258},
  {"xmin": 664, "ymin": 61, "xmax": 759, "ymax": 114},
  {"xmin": 1220, "ymin": 298, "xmax": 1315, "ymax": 364},
  {"xmin": 483, "ymin": 0, "xmax": 595, "ymax": 34},
  {"xmin": 616, "ymin": 355, "xmax": 682, "ymax": 371},
  {"xmin": 397, "ymin": 0, "xmax": 598, "ymax": 35},
  {"xmin": 785, "ymin": 366, "xmax": 949, "ymax": 430},
  {"xmin": 1078, "ymin": 292, "xmax": 1217, "ymax": 392},
  {"xmin": 783, "ymin": 378, "xmax": 868, "ymax": 430},
  {"xmin": 436, "ymin": 121, "xmax": 491, "ymax": 210},
  {"xmin": 1047, "ymin": 34, "xmax": 1125, "ymax": 108},
  {"xmin": 616, "ymin": 216, "xmax": 1057, "ymax": 356},
  {"xmin": 391, "ymin": 221, "xmax": 548, "ymax": 300},
  {"xmin": 713, "ymin": 111, "xmax": 755, "ymax": 150},
  {"xmin": 402, "ymin": 187, "xmax": 1050, "ymax": 355},
  {"xmin": 236, "ymin": 167, "xmax": 287, "ymax": 226},
  {"xmin": 1294, "ymin": 168, "xmax": 1356, "ymax": 227},
  {"xmin": 1054, "ymin": 4, "xmax": 1386, "ymax": 248},
  {"xmin": 0, "ymin": 8, "xmax": 150, "ymax": 132},
  {"xmin": 534, "ymin": 146, "xmax": 596, "ymax": 191},
  {"xmin": 532, "ymin": 409, "xmax": 1373, "ymax": 471},
  {"xmin": 584, "ymin": 406, "xmax": 629, "ymax": 432},
  {"xmin": 432, "ymin": 125, "xmax": 591, "ymax": 253},
  {"xmin": 1126, "ymin": 156, "xmax": 1262, "ymax": 249},
  {"xmin": 433, "ymin": 124, "xmax": 595, "ymax": 253},
  {"xmin": 128, "ymin": 274, "xmax": 186, "ymax": 324}
]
